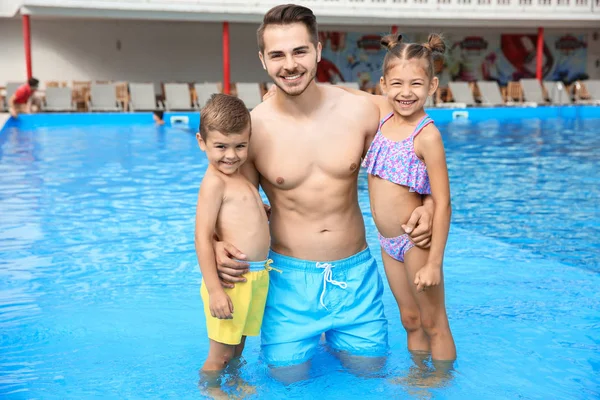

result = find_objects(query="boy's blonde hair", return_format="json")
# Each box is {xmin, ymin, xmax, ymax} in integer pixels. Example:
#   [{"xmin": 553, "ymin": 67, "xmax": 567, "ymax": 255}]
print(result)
[{"xmin": 199, "ymin": 94, "xmax": 251, "ymax": 141}]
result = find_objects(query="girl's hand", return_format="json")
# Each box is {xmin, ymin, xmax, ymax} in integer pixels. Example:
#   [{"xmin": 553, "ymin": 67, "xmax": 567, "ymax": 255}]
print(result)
[
  {"xmin": 414, "ymin": 263, "xmax": 442, "ymax": 292},
  {"xmin": 263, "ymin": 85, "xmax": 277, "ymax": 101},
  {"xmin": 209, "ymin": 290, "xmax": 234, "ymax": 319}
]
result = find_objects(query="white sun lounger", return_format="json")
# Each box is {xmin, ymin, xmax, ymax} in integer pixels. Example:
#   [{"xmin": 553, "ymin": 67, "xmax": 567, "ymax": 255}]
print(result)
[
  {"xmin": 520, "ymin": 79, "xmax": 548, "ymax": 105},
  {"xmin": 194, "ymin": 82, "xmax": 220, "ymax": 109},
  {"xmin": 164, "ymin": 83, "xmax": 195, "ymax": 111},
  {"xmin": 44, "ymin": 87, "xmax": 75, "ymax": 111},
  {"xmin": 575, "ymin": 80, "xmax": 600, "ymax": 105},
  {"xmin": 89, "ymin": 83, "xmax": 122, "ymax": 112},
  {"xmin": 448, "ymin": 82, "xmax": 476, "ymax": 106},
  {"xmin": 476, "ymin": 81, "xmax": 506, "ymax": 106},
  {"xmin": 235, "ymin": 83, "xmax": 263, "ymax": 109},
  {"xmin": 543, "ymin": 81, "xmax": 571, "ymax": 105},
  {"xmin": 129, "ymin": 83, "xmax": 163, "ymax": 111}
]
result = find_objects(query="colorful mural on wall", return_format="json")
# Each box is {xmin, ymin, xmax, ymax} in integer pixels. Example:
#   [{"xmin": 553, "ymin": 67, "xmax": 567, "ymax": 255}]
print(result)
[{"xmin": 317, "ymin": 31, "xmax": 588, "ymax": 89}]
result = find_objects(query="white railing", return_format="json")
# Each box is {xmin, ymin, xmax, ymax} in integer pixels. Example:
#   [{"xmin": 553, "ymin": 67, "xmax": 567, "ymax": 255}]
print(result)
[{"xmin": 14, "ymin": 0, "xmax": 600, "ymax": 21}]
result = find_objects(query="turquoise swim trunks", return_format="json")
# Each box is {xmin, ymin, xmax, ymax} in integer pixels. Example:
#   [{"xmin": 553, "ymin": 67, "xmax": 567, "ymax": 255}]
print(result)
[{"xmin": 261, "ymin": 247, "xmax": 389, "ymax": 367}]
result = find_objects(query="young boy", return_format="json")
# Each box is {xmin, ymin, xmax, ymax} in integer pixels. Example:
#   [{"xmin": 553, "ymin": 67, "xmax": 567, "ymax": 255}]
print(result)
[{"xmin": 195, "ymin": 94, "xmax": 273, "ymax": 374}]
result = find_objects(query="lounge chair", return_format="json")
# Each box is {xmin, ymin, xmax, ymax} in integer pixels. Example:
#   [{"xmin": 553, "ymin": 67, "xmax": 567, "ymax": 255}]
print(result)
[
  {"xmin": 476, "ymin": 81, "xmax": 506, "ymax": 106},
  {"xmin": 435, "ymin": 86, "xmax": 467, "ymax": 108},
  {"xmin": 163, "ymin": 83, "xmax": 195, "ymax": 111},
  {"xmin": 543, "ymin": 81, "xmax": 571, "ymax": 105},
  {"xmin": 520, "ymin": 79, "xmax": 547, "ymax": 105},
  {"xmin": 575, "ymin": 80, "xmax": 600, "ymax": 104},
  {"xmin": 194, "ymin": 82, "xmax": 220, "ymax": 108},
  {"xmin": 88, "ymin": 83, "xmax": 122, "ymax": 111},
  {"xmin": 43, "ymin": 87, "xmax": 75, "ymax": 111},
  {"xmin": 235, "ymin": 83, "xmax": 263, "ymax": 109},
  {"xmin": 448, "ymin": 82, "xmax": 477, "ymax": 106},
  {"xmin": 129, "ymin": 83, "xmax": 162, "ymax": 111}
]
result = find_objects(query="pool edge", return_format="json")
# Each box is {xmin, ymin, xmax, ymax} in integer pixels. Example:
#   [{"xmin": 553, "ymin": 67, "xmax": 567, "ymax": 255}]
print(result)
[{"xmin": 0, "ymin": 106, "xmax": 598, "ymax": 132}]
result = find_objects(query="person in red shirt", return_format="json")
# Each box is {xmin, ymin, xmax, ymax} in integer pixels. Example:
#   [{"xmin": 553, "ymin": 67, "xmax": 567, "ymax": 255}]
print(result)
[{"xmin": 8, "ymin": 78, "xmax": 39, "ymax": 118}]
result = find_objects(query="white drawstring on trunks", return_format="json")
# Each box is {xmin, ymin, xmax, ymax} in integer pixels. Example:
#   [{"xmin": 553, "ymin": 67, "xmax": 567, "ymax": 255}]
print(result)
[{"xmin": 316, "ymin": 262, "xmax": 348, "ymax": 309}]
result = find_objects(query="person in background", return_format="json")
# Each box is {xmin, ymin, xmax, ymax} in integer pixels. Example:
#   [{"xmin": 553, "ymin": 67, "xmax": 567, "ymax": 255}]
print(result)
[
  {"xmin": 153, "ymin": 110, "xmax": 165, "ymax": 125},
  {"xmin": 9, "ymin": 77, "xmax": 39, "ymax": 118}
]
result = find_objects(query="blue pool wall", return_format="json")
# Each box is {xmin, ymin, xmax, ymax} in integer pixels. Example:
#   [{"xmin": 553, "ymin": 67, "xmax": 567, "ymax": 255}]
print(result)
[{"xmin": 2, "ymin": 105, "xmax": 599, "ymax": 134}]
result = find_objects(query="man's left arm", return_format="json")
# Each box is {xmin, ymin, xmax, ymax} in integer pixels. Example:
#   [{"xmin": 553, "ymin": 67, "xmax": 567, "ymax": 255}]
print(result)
[{"xmin": 360, "ymin": 99, "xmax": 380, "ymax": 158}]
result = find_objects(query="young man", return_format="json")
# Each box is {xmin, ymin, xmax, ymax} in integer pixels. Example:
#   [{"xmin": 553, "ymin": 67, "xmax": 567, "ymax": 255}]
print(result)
[
  {"xmin": 213, "ymin": 4, "xmax": 434, "ymax": 381},
  {"xmin": 8, "ymin": 78, "xmax": 39, "ymax": 118}
]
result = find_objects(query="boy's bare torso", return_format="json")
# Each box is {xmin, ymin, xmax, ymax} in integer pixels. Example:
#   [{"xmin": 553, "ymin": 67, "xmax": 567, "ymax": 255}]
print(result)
[{"xmin": 212, "ymin": 170, "xmax": 270, "ymax": 262}]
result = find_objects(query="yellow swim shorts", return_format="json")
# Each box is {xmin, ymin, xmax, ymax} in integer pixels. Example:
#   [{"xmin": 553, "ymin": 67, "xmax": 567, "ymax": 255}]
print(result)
[{"xmin": 201, "ymin": 259, "xmax": 277, "ymax": 346}]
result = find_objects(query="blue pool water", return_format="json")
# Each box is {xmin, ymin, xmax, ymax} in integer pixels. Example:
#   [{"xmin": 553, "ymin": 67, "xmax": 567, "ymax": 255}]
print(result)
[{"xmin": 1, "ymin": 117, "xmax": 599, "ymax": 399}]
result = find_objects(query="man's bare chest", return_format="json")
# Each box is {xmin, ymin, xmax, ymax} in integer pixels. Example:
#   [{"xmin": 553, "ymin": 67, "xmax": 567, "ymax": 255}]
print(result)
[{"xmin": 254, "ymin": 127, "xmax": 364, "ymax": 189}]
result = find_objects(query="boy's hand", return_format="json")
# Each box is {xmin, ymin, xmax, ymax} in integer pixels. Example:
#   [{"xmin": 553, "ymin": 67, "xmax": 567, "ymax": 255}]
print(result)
[
  {"xmin": 209, "ymin": 290, "xmax": 234, "ymax": 319},
  {"xmin": 414, "ymin": 263, "xmax": 442, "ymax": 292},
  {"xmin": 214, "ymin": 240, "xmax": 249, "ymax": 288},
  {"xmin": 402, "ymin": 204, "xmax": 433, "ymax": 248}
]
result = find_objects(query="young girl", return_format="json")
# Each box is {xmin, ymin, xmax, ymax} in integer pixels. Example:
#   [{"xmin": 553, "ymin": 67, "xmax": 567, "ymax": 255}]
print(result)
[{"xmin": 360, "ymin": 33, "xmax": 456, "ymax": 363}]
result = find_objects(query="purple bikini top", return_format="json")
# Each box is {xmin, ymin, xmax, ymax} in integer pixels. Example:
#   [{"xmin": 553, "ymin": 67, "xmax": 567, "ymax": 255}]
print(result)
[{"xmin": 362, "ymin": 112, "xmax": 433, "ymax": 195}]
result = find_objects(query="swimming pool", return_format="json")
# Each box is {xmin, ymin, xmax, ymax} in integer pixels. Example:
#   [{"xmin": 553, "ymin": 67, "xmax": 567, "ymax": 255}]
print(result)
[{"xmin": 1, "ymin": 115, "xmax": 599, "ymax": 399}]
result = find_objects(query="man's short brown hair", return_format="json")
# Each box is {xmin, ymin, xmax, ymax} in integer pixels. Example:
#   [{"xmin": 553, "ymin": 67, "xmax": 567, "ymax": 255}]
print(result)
[
  {"xmin": 257, "ymin": 4, "xmax": 318, "ymax": 53},
  {"xmin": 199, "ymin": 94, "xmax": 251, "ymax": 141}
]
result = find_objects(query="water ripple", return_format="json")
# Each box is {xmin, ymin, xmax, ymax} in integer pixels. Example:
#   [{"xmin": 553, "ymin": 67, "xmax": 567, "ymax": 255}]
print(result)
[{"xmin": 1, "ymin": 121, "xmax": 599, "ymax": 398}]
